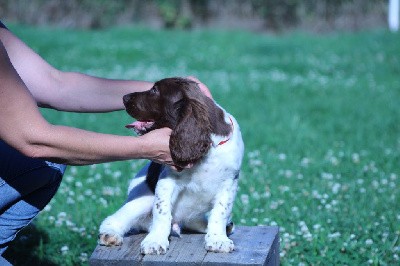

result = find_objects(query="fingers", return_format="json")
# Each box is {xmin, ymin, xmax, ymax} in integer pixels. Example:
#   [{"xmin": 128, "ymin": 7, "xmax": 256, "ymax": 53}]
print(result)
[
  {"xmin": 138, "ymin": 127, "xmax": 173, "ymax": 164},
  {"xmin": 139, "ymin": 127, "xmax": 196, "ymax": 171},
  {"xmin": 186, "ymin": 76, "xmax": 213, "ymax": 99}
]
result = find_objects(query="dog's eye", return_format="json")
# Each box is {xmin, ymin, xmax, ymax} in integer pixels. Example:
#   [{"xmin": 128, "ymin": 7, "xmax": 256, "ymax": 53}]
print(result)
[{"xmin": 150, "ymin": 87, "xmax": 159, "ymax": 95}]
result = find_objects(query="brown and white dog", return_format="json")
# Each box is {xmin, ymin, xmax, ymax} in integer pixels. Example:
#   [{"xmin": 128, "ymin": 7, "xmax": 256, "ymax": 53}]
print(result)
[{"xmin": 98, "ymin": 77, "xmax": 244, "ymax": 254}]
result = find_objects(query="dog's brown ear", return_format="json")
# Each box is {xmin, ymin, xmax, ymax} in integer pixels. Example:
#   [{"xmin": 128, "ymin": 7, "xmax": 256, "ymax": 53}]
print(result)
[{"xmin": 170, "ymin": 84, "xmax": 212, "ymax": 168}]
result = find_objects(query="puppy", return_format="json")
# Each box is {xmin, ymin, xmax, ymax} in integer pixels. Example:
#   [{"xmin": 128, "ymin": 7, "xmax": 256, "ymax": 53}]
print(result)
[{"xmin": 98, "ymin": 77, "xmax": 244, "ymax": 254}]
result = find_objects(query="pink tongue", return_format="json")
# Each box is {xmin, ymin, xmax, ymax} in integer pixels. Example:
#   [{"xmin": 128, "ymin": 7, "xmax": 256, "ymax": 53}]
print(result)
[{"xmin": 125, "ymin": 121, "xmax": 145, "ymax": 129}]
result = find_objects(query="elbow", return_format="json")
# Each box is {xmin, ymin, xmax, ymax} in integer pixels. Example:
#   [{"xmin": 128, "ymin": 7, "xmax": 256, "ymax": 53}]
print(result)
[
  {"xmin": 15, "ymin": 131, "xmax": 51, "ymax": 159},
  {"xmin": 18, "ymin": 141, "xmax": 45, "ymax": 159}
]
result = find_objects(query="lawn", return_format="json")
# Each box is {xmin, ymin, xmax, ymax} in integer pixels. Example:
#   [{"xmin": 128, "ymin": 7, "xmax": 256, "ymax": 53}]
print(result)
[{"xmin": 3, "ymin": 24, "xmax": 400, "ymax": 265}]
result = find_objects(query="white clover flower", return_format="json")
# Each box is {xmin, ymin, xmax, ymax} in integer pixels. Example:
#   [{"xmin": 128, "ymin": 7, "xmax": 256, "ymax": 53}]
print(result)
[
  {"xmin": 304, "ymin": 232, "xmax": 313, "ymax": 241},
  {"xmin": 240, "ymin": 194, "xmax": 249, "ymax": 205},
  {"xmin": 57, "ymin": 212, "xmax": 67, "ymax": 219},
  {"xmin": 66, "ymin": 197, "xmax": 75, "ymax": 205},
  {"xmin": 365, "ymin": 239, "xmax": 373, "ymax": 245},
  {"xmin": 313, "ymin": 224, "xmax": 321, "ymax": 230},
  {"xmin": 113, "ymin": 171, "xmax": 122, "ymax": 179},
  {"xmin": 48, "ymin": 216, "xmax": 55, "ymax": 223},
  {"xmin": 65, "ymin": 220, "xmax": 75, "ymax": 227},
  {"xmin": 65, "ymin": 175, "xmax": 74, "ymax": 183},
  {"xmin": 77, "ymin": 195, "xmax": 85, "ymax": 201},
  {"xmin": 328, "ymin": 232, "xmax": 341, "ymax": 239},
  {"xmin": 279, "ymin": 186, "xmax": 290, "ymax": 193},
  {"xmin": 79, "ymin": 253, "xmax": 88, "ymax": 262},
  {"xmin": 99, "ymin": 197, "xmax": 108, "ymax": 207},
  {"xmin": 61, "ymin": 245, "xmax": 69, "ymax": 255},
  {"xmin": 102, "ymin": 186, "xmax": 116, "ymax": 196},
  {"xmin": 278, "ymin": 153, "xmax": 286, "ymax": 161},
  {"xmin": 330, "ymin": 156, "xmax": 339, "ymax": 165},
  {"xmin": 269, "ymin": 201, "xmax": 278, "ymax": 210},
  {"xmin": 55, "ymin": 220, "xmax": 63, "ymax": 227},
  {"xmin": 84, "ymin": 189, "xmax": 93, "ymax": 196},
  {"xmin": 300, "ymin": 157, "xmax": 310, "ymax": 167},
  {"xmin": 352, "ymin": 153, "xmax": 360, "ymax": 163},
  {"xmin": 70, "ymin": 166, "xmax": 78, "ymax": 174},
  {"xmin": 251, "ymin": 191, "xmax": 261, "ymax": 200},
  {"xmin": 321, "ymin": 172, "xmax": 333, "ymax": 180},
  {"xmin": 284, "ymin": 170, "xmax": 293, "ymax": 178},
  {"xmin": 332, "ymin": 183, "xmax": 341, "ymax": 194}
]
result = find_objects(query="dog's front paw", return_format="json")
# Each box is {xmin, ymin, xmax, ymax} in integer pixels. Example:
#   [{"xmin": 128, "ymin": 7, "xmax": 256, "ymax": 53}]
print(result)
[
  {"xmin": 205, "ymin": 234, "xmax": 234, "ymax": 253},
  {"xmin": 98, "ymin": 232, "xmax": 123, "ymax": 246},
  {"xmin": 140, "ymin": 234, "xmax": 169, "ymax": 255}
]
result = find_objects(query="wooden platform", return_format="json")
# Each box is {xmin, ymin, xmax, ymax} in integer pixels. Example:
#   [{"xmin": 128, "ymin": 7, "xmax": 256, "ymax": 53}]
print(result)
[{"xmin": 89, "ymin": 226, "xmax": 279, "ymax": 266}]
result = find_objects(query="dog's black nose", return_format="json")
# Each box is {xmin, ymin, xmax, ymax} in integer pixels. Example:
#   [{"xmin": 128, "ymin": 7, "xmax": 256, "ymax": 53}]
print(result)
[{"xmin": 123, "ymin": 94, "xmax": 131, "ymax": 105}]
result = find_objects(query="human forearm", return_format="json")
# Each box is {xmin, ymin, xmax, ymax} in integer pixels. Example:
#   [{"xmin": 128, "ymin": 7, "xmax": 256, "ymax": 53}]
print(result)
[
  {"xmin": 47, "ymin": 70, "xmax": 153, "ymax": 112},
  {"xmin": 23, "ymin": 124, "xmax": 170, "ymax": 165}
]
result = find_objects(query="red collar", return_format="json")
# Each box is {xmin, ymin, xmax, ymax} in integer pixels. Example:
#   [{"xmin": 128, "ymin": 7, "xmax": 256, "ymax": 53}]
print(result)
[{"xmin": 217, "ymin": 117, "xmax": 234, "ymax": 146}]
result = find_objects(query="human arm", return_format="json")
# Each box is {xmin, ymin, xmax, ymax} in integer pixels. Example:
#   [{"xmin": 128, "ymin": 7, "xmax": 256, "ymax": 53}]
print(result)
[
  {"xmin": 0, "ymin": 28, "xmax": 212, "ymax": 112},
  {"xmin": 0, "ymin": 28, "xmax": 152, "ymax": 112},
  {"xmin": 0, "ymin": 29, "xmax": 212, "ymax": 112},
  {"xmin": 0, "ymin": 39, "xmax": 172, "ymax": 166}
]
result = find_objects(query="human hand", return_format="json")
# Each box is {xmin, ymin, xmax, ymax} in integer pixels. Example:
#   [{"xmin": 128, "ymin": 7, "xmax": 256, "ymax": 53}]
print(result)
[
  {"xmin": 186, "ymin": 76, "xmax": 213, "ymax": 99},
  {"xmin": 137, "ymin": 128, "xmax": 194, "ymax": 171},
  {"xmin": 138, "ymin": 127, "xmax": 174, "ymax": 166}
]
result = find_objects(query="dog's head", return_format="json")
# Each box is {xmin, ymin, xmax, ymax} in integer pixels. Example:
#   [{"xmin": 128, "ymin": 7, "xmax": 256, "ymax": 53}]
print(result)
[{"xmin": 123, "ymin": 77, "xmax": 231, "ymax": 168}]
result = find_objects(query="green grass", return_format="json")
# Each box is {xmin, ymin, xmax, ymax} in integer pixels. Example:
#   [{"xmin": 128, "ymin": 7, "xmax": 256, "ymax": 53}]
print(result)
[{"xmin": 3, "ymin": 24, "xmax": 400, "ymax": 265}]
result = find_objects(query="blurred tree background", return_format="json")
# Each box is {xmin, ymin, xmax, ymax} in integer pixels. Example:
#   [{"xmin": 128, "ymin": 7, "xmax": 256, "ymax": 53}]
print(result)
[{"xmin": 0, "ymin": 0, "xmax": 387, "ymax": 32}]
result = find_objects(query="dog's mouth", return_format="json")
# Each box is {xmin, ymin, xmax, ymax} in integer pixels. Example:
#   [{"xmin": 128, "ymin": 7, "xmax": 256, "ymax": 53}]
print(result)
[{"xmin": 126, "ymin": 120, "xmax": 155, "ymax": 135}]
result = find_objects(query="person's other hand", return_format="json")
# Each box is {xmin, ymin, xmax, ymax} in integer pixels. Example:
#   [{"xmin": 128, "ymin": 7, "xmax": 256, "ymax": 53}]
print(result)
[
  {"xmin": 138, "ymin": 127, "xmax": 174, "ymax": 166},
  {"xmin": 137, "ymin": 127, "xmax": 194, "ymax": 171},
  {"xmin": 186, "ymin": 76, "xmax": 213, "ymax": 99}
]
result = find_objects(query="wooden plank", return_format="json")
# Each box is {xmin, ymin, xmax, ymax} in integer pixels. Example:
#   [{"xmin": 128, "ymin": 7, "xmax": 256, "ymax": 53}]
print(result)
[
  {"xmin": 90, "ymin": 233, "xmax": 145, "ymax": 266},
  {"xmin": 202, "ymin": 226, "xmax": 279, "ymax": 266},
  {"xmin": 143, "ymin": 233, "xmax": 207, "ymax": 266},
  {"xmin": 89, "ymin": 226, "xmax": 279, "ymax": 266}
]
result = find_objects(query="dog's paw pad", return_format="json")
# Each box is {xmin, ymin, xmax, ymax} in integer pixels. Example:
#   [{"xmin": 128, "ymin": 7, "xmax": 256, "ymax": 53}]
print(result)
[
  {"xmin": 205, "ymin": 234, "xmax": 234, "ymax": 253},
  {"xmin": 140, "ymin": 236, "xmax": 169, "ymax": 255},
  {"xmin": 98, "ymin": 233, "xmax": 123, "ymax": 246}
]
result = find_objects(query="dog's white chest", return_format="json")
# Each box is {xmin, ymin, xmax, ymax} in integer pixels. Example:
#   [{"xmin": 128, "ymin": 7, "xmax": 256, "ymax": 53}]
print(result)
[{"xmin": 169, "ymin": 146, "xmax": 241, "ymax": 224}]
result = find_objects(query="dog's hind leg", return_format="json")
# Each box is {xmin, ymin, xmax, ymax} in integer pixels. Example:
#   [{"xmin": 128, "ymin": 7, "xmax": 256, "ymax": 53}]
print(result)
[{"xmin": 98, "ymin": 178, "xmax": 154, "ymax": 246}]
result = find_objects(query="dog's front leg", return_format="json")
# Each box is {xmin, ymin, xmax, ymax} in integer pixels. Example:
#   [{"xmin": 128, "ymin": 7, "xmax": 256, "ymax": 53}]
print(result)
[
  {"xmin": 141, "ymin": 178, "xmax": 176, "ymax": 255},
  {"xmin": 205, "ymin": 178, "xmax": 238, "ymax": 253}
]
